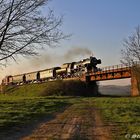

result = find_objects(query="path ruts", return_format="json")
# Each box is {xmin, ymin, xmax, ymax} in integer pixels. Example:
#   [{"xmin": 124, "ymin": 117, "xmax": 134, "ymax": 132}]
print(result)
[{"xmin": 22, "ymin": 99, "xmax": 112, "ymax": 140}]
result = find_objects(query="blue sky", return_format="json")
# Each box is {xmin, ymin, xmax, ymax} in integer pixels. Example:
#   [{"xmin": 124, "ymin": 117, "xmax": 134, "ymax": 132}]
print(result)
[
  {"xmin": 2, "ymin": 0, "xmax": 140, "ymax": 85},
  {"xmin": 47, "ymin": 0, "xmax": 140, "ymax": 66}
]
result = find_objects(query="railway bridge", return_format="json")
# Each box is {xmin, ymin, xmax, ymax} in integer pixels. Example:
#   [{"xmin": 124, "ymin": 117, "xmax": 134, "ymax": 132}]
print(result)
[
  {"xmin": 66, "ymin": 63, "xmax": 139, "ymax": 96},
  {"xmin": 1, "ymin": 63, "xmax": 139, "ymax": 96}
]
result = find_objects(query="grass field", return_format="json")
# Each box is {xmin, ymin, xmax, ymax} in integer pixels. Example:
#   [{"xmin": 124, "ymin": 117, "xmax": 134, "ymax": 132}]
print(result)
[
  {"xmin": 0, "ymin": 82, "xmax": 140, "ymax": 139},
  {"xmin": 0, "ymin": 96, "xmax": 72, "ymax": 138},
  {"xmin": 92, "ymin": 97, "xmax": 140, "ymax": 139}
]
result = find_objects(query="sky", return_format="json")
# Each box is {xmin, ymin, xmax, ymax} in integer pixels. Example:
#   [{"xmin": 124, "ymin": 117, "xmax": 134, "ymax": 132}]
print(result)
[{"xmin": 1, "ymin": 0, "xmax": 140, "ymax": 85}]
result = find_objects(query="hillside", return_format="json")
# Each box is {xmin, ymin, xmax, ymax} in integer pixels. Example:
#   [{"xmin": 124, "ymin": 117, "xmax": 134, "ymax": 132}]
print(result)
[
  {"xmin": 1, "ymin": 81, "xmax": 131, "ymax": 97},
  {"xmin": 2, "ymin": 80, "xmax": 99, "ymax": 97},
  {"xmin": 99, "ymin": 85, "xmax": 131, "ymax": 96}
]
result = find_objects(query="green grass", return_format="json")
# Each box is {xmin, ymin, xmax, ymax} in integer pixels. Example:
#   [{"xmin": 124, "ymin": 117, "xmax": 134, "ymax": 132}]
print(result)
[
  {"xmin": 0, "ymin": 95, "xmax": 72, "ymax": 138},
  {"xmin": 92, "ymin": 97, "xmax": 140, "ymax": 139},
  {"xmin": 0, "ymin": 82, "xmax": 140, "ymax": 139},
  {"xmin": 2, "ymin": 81, "xmax": 67, "ymax": 96},
  {"xmin": 2, "ymin": 80, "xmax": 98, "ymax": 96},
  {"xmin": 2, "ymin": 82, "xmax": 50, "ymax": 96},
  {"xmin": 0, "ymin": 95, "xmax": 140, "ymax": 139}
]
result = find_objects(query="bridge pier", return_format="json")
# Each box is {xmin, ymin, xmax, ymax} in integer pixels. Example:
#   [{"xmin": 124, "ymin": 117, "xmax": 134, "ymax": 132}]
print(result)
[
  {"xmin": 87, "ymin": 81, "xmax": 100, "ymax": 96},
  {"xmin": 131, "ymin": 69, "xmax": 140, "ymax": 96},
  {"xmin": 86, "ymin": 76, "xmax": 100, "ymax": 96}
]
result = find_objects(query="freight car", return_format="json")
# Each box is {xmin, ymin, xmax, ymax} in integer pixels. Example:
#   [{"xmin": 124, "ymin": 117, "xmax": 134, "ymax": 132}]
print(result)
[
  {"xmin": 39, "ymin": 67, "xmax": 60, "ymax": 81},
  {"xmin": 25, "ymin": 71, "xmax": 40, "ymax": 83},
  {"xmin": 1, "ymin": 76, "xmax": 13, "ymax": 85},
  {"xmin": 12, "ymin": 74, "xmax": 26, "ymax": 85},
  {"xmin": 2, "ymin": 56, "xmax": 101, "ymax": 85}
]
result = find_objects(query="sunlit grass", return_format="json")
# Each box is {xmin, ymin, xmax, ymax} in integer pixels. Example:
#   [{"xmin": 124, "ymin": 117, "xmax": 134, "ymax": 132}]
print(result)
[
  {"xmin": 92, "ymin": 97, "xmax": 140, "ymax": 139},
  {"xmin": 0, "ymin": 95, "xmax": 72, "ymax": 138},
  {"xmin": 0, "ymin": 82, "xmax": 140, "ymax": 139},
  {"xmin": 2, "ymin": 80, "xmax": 89, "ymax": 97}
]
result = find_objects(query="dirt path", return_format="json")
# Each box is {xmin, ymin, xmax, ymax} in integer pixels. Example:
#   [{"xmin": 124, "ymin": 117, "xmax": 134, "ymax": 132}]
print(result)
[{"xmin": 22, "ymin": 100, "xmax": 112, "ymax": 140}]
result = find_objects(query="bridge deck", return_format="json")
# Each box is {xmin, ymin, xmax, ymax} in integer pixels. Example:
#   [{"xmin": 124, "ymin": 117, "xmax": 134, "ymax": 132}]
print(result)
[
  {"xmin": 87, "ymin": 64, "xmax": 131, "ymax": 81},
  {"xmin": 59, "ymin": 64, "xmax": 132, "ymax": 82}
]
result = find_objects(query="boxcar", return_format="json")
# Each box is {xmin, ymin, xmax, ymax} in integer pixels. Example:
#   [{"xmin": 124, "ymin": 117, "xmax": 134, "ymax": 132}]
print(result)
[
  {"xmin": 2, "ymin": 76, "xmax": 13, "ymax": 85},
  {"xmin": 25, "ymin": 71, "xmax": 38, "ymax": 82},
  {"xmin": 40, "ymin": 67, "xmax": 60, "ymax": 80},
  {"xmin": 9, "ymin": 76, "xmax": 13, "ymax": 83},
  {"xmin": 12, "ymin": 74, "xmax": 25, "ymax": 83}
]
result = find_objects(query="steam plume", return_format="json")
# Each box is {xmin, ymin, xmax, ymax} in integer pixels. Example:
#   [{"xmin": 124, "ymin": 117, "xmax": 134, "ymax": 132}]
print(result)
[{"xmin": 64, "ymin": 47, "xmax": 93, "ymax": 60}]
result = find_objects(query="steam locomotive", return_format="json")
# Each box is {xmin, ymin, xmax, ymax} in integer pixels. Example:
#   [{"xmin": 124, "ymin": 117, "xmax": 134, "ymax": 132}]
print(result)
[{"xmin": 2, "ymin": 56, "xmax": 101, "ymax": 85}]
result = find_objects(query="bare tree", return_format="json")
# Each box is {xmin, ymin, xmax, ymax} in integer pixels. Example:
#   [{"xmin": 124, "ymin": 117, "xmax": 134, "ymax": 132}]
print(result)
[
  {"xmin": 0, "ymin": 0, "xmax": 66, "ymax": 65},
  {"xmin": 121, "ymin": 25, "xmax": 140, "ymax": 65},
  {"xmin": 121, "ymin": 25, "xmax": 140, "ymax": 91}
]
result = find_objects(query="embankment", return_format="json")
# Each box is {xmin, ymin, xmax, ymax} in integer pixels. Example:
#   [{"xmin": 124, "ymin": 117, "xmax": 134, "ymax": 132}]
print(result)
[{"xmin": 1, "ymin": 80, "xmax": 99, "ymax": 96}]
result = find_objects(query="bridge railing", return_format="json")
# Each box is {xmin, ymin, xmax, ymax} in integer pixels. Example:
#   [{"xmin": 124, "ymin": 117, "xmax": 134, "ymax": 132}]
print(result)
[
  {"xmin": 99, "ymin": 63, "xmax": 131, "ymax": 72},
  {"xmin": 89, "ymin": 61, "xmax": 140, "ymax": 75}
]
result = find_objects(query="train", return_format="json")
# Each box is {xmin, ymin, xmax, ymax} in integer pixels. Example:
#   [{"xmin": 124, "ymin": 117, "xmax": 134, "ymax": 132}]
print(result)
[{"xmin": 2, "ymin": 56, "xmax": 101, "ymax": 85}]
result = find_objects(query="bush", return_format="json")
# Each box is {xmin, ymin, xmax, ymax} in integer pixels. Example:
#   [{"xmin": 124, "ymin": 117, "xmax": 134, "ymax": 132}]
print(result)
[{"xmin": 39, "ymin": 80, "xmax": 99, "ymax": 96}]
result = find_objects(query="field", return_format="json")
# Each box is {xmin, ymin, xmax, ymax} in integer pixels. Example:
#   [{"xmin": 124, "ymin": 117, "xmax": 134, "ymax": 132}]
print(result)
[
  {"xmin": 0, "ymin": 82, "xmax": 140, "ymax": 139},
  {"xmin": 94, "ymin": 97, "xmax": 140, "ymax": 139}
]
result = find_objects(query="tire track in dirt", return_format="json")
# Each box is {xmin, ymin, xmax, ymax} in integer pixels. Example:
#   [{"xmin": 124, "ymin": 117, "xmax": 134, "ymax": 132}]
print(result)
[{"xmin": 22, "ymin": 100, "xmax": 112, "ymax": 140}]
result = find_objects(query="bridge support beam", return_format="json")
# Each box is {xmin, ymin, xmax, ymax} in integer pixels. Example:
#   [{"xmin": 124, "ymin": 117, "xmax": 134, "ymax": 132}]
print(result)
[
  {"xmin": 86, "ymin": 76, "xmax": 100, "ymax": 96},
  {"xmin": 86, "ymin": 81, "xmax": 100, "ymax": 96},
  {"xmin": 131, "ymin": 69, "xmax": 140, "ymax": 96}
]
